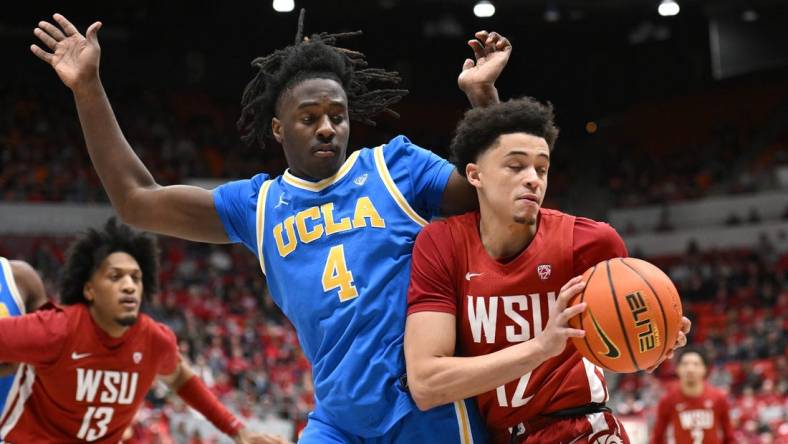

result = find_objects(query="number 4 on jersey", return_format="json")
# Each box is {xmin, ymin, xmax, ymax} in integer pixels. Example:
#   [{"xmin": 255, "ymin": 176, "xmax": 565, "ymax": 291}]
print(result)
[{"xmin": 322, "ymin": 245, "xmax": 359, "ymax": 302}]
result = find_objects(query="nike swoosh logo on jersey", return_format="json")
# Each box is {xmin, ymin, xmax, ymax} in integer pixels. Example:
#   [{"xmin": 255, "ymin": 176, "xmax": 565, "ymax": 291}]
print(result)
[
  {"xmin": 465, "ymin": 272, "xmax": 482, "ymax": 281},
  {"xmin": 589, "ymin": 310, "xmax": 620, "ymax": 359},
  {"xmin": 71, "ymin": 352, "xmax": 92, "ymax": 360}
]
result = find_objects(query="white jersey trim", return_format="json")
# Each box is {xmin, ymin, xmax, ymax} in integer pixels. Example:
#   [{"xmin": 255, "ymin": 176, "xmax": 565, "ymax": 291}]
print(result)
[
  {"xmin": 0, "ymin": 365, "xmax": 34, "ymax": 440},
  {"xmin": 583, "ymin": 357, "xmax": 608, "ymax": 403},
  {"xmin": 0, "ymin": 259, "xmax": 25, "ymax": 315},
  {"xmin": 255, "ymin": 180, "xmax": 275, "ymax": 276},
  {"xmin": 372, "ymin": 145, "xmax": 428, "ymax": 227}
]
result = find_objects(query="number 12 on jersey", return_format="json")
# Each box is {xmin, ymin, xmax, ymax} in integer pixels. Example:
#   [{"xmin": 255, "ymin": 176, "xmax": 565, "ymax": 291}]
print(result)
[{"xmin": 322, "ymin": 245, "xmax": 359, "ymax": 302}]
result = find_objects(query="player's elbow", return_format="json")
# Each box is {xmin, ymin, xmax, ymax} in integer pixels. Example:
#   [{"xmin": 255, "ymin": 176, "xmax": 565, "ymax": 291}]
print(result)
[
  {"xmin": 407, "ymin": 372, "xmax": 445, "ymax": 411},
  {"xmin": 115, "ymin": 187, "xmax": 159, "ymax": 229}
]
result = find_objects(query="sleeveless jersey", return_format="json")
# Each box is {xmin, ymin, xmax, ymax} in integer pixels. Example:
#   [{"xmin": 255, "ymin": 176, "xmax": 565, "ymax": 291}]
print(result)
[
  {"xmin": 0, "ymin": 258, "xmax": 25, "ymax": 418},
  {"xmin": 213, "ymin": 136, "xmax": 452, "ymax": 437}
]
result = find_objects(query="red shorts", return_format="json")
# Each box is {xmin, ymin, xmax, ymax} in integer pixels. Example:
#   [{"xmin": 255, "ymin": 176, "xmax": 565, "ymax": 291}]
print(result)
[{"xmin": 492, "ymin": 412, "xmax": 631, "ymax": 444}]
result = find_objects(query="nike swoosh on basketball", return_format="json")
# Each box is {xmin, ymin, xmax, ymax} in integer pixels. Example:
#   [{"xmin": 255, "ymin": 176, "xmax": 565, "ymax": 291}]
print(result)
[
  {"xmin": 71, "ymin": 352, "xmax": 91, "ymax": 360},
  {"xmin": 589, "ymin": 310, "xmax": 620, "ymax": 359},
  {"xmin": 465, "ymin": 272, "xmax": 482, "ymax": 281}
]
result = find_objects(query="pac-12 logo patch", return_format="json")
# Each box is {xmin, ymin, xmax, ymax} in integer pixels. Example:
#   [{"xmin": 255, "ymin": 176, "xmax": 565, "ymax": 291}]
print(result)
[
  {"xmin": 133, "ymin": 352, "xmax": 142, "ymax": 364},
  {"xmin": 537, "ymin": 264, "xmax": 551, "ymax": 280}
]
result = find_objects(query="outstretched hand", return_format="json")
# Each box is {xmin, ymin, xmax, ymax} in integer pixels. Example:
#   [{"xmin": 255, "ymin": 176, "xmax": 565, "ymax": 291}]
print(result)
[
  {"xmin": 457, "ymin": 30, "xmax": 512, "ymax": 106},
  {"xmin": 31, "ymin": 13, "xmax": 102, "ymax": 91}
]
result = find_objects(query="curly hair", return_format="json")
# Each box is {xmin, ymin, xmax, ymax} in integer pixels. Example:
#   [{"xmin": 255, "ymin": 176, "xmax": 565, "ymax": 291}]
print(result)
[
  {"xmin": 59, "ymin": 218, "xmax": 159, "ymax": 305},
  {"xmin": 237, "ymin": 9, "xmax": 408, "ymax": 149},
  {"xmin": 450, "ymin": 97, "xmax": 559, "ymax": 177}
]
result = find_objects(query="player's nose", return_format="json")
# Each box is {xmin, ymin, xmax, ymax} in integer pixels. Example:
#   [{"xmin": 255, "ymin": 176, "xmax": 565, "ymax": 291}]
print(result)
[{"xmin": 316, "ymin": 115, "xmax": 336, "ymax": 141}]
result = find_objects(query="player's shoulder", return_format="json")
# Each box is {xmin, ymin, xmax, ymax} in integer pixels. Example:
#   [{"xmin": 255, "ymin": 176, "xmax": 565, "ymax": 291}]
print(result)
[
  {"xmin": 704, "ymin": 383, "xmax": 729, "ymax": 401},
  {"xmin": 572, "ymin": 214, "xmax": 625, "ymax": 248},
  {"xmin": 422, "ymin": 211, "xmax": 477, "ymax": 238},
  {"xmin": 137, "ymin": 314, "xmax": 178, "ymax": 345}
]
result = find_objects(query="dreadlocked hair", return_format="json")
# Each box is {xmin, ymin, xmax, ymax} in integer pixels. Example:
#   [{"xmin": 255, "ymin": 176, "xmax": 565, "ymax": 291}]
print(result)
[
  {"xmin": 238, "ymin": 9, "xmax": 408, "ymax": 149},
  {"xmin": 59, "ymin": 218, "xmax": 160, "ymax": 305}
]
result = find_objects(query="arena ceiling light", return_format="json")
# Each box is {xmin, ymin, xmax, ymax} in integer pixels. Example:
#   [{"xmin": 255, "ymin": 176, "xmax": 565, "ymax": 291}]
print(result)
[
  {"xmin": 658, "ymin": 0, "xmax": 680, "ymax": 17},
  {"xmin": 473, "ymin": 1, "xmax": 496, "ymax": 18},
  {"xmin": 272, "ymin": 0, "xmax": 295, "ymax": 13}
]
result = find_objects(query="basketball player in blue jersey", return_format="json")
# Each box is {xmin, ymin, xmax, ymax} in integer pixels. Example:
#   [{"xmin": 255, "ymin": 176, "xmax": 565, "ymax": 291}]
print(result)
[
  {"xmin": 33, "ymin": 11, "xmax": 512, "ymax": 442},
  {"xmin": 0, "ymin": 258, "xmax": 47, "ymax": 415}
]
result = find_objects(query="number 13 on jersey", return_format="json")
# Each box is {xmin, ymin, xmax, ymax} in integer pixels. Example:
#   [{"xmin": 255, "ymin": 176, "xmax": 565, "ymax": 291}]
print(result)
[{"xmin": 322, "ymin": 245, "xmax": 359, "ymax": 302}]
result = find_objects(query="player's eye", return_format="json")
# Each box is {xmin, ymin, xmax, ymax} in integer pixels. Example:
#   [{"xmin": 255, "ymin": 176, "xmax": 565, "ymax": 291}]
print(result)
[
  {"xmin": 330, "ymin": 115, "xmax": 344, "ymax": 124},
  {"xmin": 507, "ymin": 164, "xmax": 523, "ymax": 171},
  {"xmin": 537, "ymin": 167, "xmax": 548, "ymax": 175},
  {"xmin": 301, "ymin": 115, "xmax": 315, "ymax": 124}
]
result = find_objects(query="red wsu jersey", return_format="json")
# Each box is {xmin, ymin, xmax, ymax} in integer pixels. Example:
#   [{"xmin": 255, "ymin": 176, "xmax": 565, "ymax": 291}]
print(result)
[
  {"xmin": 408, "ymin": 209, "xmax": 627, "ymax": 436},
  {"xmin": 652, "ymin": 383, "xmax": 734, "ymax": 444},
  {"xmin": 0, "ymin": 303, "xmax": 179, "ymax": 443}
]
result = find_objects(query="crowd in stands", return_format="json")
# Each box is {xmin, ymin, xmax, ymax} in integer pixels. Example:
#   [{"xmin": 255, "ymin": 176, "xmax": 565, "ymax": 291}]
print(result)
[{"xmin": 3, "ymin": 89, "xmax": 786, "ymax": 209}]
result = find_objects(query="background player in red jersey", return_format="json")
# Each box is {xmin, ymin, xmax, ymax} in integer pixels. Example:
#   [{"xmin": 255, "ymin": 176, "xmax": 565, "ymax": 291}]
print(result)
[
  {"xmin": 0, "ymin": 219, "xmax": 287, "ymax": 444},
  {"xmin": 651, "ymin": 348, "xmax": 734, "ymax": 444},
  {"xmin": 405, "ymin": 97, "xmax": 691, "ymax": 444}
]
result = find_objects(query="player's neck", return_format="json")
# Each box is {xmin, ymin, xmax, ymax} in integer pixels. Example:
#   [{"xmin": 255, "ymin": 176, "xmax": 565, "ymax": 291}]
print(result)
[
  {"xmin": 478, "ymin": 211, "xmax": 537, "ymax": 261},
  {"xmin": 681, "ymin": 380, "xmax": 705, "ymax": 397},
  {"xmin": 89, "ymin": 307, "xmax": 130, "ymax": 338}
]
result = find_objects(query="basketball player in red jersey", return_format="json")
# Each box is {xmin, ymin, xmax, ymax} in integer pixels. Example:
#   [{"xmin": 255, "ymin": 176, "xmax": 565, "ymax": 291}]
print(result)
[
  {"xmin": 651, "ymin": 348, "xmax": 733, "ymax": 444},
  {"xmin": 0, "ymin": 219, "xmax": 287, "ymax": 444},
  {"xmin": 405, "ymin": 97, "xmax": 691, "ymax": 443}
]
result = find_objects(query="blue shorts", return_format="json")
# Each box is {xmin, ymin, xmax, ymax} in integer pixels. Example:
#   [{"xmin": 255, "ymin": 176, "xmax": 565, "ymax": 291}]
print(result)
[{"xmin": 299, "ymin": 399, "xmax": 489, "ymax": 444}]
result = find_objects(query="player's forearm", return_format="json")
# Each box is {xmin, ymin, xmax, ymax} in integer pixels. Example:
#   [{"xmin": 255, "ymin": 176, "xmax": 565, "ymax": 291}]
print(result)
[
  {"xmin": 464, "ymin": 84, "xmax": 500, "ymax": 108},
  {"xmin": 72, "ymin": 80, "xmax": 159, "ymax": 223},
  {"xmin": 408, "ymin": 340, "xmax": 549, "ymax": 411}
]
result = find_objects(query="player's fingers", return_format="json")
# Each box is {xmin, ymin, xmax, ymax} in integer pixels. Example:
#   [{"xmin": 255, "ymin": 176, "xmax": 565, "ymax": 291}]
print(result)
[
  {"xmin": 559, "ymin": 275, "xmax": 584, "ymax": 293},
  {"xmin": 563, "ymin": 328, "xmax": 586, "ymax": 338},
  {"xmin": 680, "ymin": 316, "xmax": 691, "ymax": 334},
  {"xmin": 86, "ymin": 21, "xmax": 102, "ymax": 45},
  {"xmin": 675, "ymin": 331, "xmax": 687, "ymax": 348},
  {"xmin": 496, "ymin": 36, "xmax": 512, "ymax": 51},
  {"xmin": 461, "ymin": 58, "xmax": 474, "ymax": 71},
  {"xmin": 468, "ymin": 39, "xmax": 485, "ymax": 61},
  {"xmin": 53, "ymin": 13, "xmax": 81, "ymax": 37},
  {"xmin": 30, "ymin": 44, "xmax": 54, "ymax": 64},
  {"xmin": 561, "ymin": 302, "xmax": 586, "ymax": 321},
  {"xmin": 555, "ymin": 281, "xmax": 585, "ymax": 312},
  {"xmin": 485, "ymin": 31, "xmax": 501, "ymax": 54},
  {"xmin": 474, "ymin": 30, "xmax": 489, "ymax": 42},
  {"xmin": 33, "ymin": 27, "xmax": 58, "ymax": 50},
  {"xmin": 38, "ymin": 20, "xmax": 66, "ymax": 41}
]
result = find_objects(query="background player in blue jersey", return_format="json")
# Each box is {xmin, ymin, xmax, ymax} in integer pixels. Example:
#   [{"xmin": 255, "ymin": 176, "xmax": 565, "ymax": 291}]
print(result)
[
  {"xmin": 0, "ymin": 257, "xmax": 48, "ymax": 414},
  {"xmin": 32, "ymin": 11, "xmax": 511, "ymax": 442}
]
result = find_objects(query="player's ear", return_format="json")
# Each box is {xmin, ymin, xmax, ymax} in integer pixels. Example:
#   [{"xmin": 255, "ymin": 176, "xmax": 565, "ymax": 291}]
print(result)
[
  {"xmin": 82, "ymin": 283, "xmax": 95, "ymax": 303},
  {"xmin": 271, "ymin": 117, "xmax": 283, "ymax": 144},
  {"xmin": 466, "ymin": 163, "xmax": 482, "ymax": 188}
]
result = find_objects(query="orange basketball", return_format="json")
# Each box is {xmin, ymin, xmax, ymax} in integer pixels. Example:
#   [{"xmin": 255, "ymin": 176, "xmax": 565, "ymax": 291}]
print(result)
[{"xmin": 568, "ymin": 257, "xmax": 683, "ymax": 373}]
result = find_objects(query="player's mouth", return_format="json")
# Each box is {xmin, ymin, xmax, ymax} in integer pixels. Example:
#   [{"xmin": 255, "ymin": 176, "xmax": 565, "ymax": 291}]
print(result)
[
  {"xmin": 119, "ymin": 296, "xmax": 139, "ymax": 310},
  {"xmin": 312, "ymin": 143, "xmax": 338, "ymax": 158},
  {"xmin": 516, "ymin": 194, "xmax": 540, "ymax": 206}
]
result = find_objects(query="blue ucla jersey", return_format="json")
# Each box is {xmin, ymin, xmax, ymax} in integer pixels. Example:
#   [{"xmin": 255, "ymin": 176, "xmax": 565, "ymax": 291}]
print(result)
[
  {"xmin": 0, "ymin": 258, "xmax": 25, "ymax": 417},
  {"xmin": 214, "ymin": 136, "xmax": 453, "ymax": 437}
]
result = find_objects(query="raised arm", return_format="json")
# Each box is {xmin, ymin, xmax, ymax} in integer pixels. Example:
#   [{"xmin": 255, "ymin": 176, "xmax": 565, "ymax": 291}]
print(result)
[
  {"xmin": 31, "ymin": 14, "xmax": 228, "ymax": 243},
  {"xmin": 440, "ymin": 31, "xmax": 512, "ymax": 214}
]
